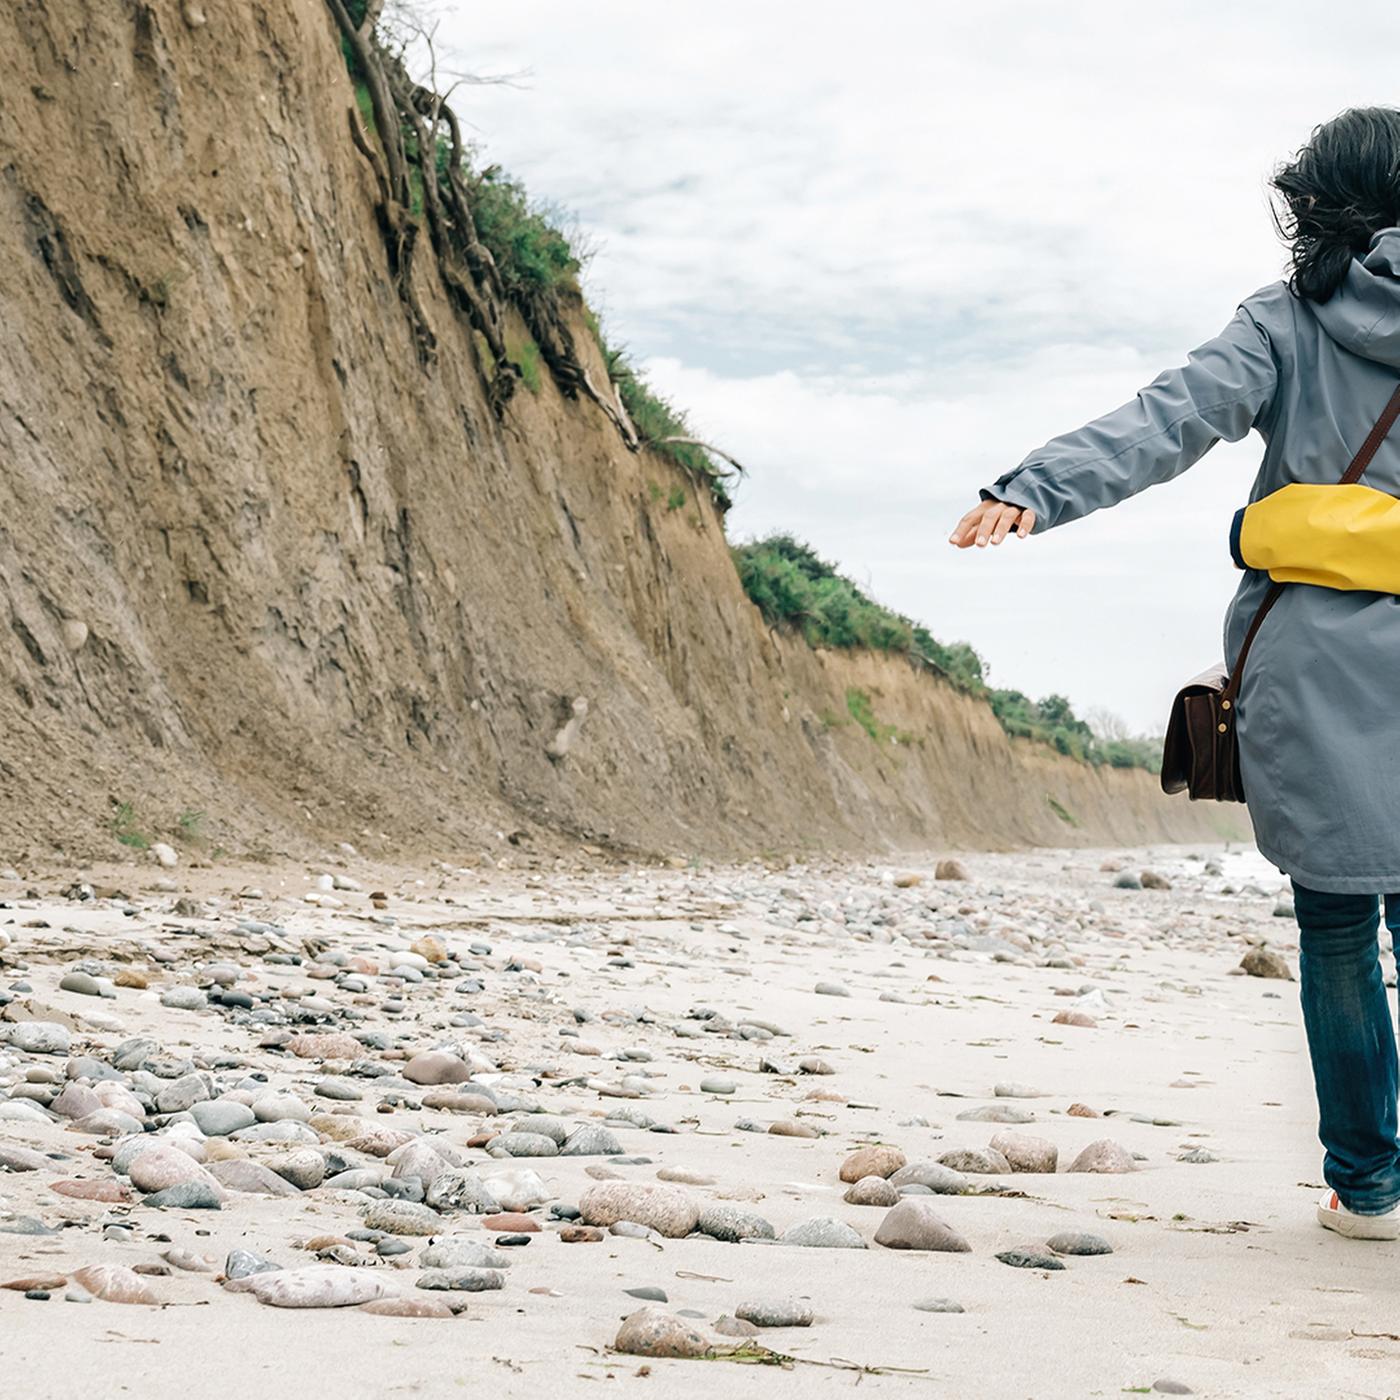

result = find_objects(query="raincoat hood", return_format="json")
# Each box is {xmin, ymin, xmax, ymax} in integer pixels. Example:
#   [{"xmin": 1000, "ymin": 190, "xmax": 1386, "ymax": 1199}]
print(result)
[{"xmin": 1313, "ymin": 227, "xmax": 1400, "ymax": 369}]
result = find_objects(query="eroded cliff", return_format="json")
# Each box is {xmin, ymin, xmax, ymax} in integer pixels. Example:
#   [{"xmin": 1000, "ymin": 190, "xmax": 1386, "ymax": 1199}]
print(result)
[{"xmin": 0, "ymin": 0, "xmax": 1245, "ymax": 862}]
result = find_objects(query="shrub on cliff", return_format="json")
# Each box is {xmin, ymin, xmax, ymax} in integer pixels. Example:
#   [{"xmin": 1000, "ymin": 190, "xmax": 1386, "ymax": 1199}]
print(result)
[{"xmin": 732, "ymin": 534, "xmax": 1159, "ymax": 771}]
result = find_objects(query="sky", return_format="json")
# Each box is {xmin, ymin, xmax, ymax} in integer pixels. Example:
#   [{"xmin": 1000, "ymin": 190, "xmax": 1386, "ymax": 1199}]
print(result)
[{"xmin": 425, "ymin": 0, "xmax": 1400, "ymax": 732}]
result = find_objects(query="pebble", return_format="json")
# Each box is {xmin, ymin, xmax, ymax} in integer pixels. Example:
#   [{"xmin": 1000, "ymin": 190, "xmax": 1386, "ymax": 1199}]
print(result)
[
  {"xmin": 416, "ymin": 1268, "xmax": 505, "ymax": 1292},
  {"xmin": 208, "ymin": 1160, "xmax": 301, "ymax": 1197},
  {"xmin": 735, "ymin": 1297, "xmax": 814, "ymax": 1327},
  {"xmin": 938, "ymin": 1147, "xmax": 1010, "ymax": 1175},
  {"xmin": 889, "ymin": 1161, "xmax": 970, "ymax": 1194},
  {"xmin": 996, "ymin": 1248, "xmax": 1066, "ymax": 1271},
  {"xmin": 560, "ymin": 1124, "xmax": 623, "ymax": 1156},
  {"xmin": 694, "ymin": 1204, "xmax": 776, "ymax": 1243},
  {"xmin": 6, "ymin": 1022, "xmax": 72, "ymax": 1055},
  {"xmin": 699, "ymin": 1077, "xmax": 737, "ymax": 1095},
  {"xmin": 1067, "ymin": 1139, "xmax": 1137, "ymax": 1174},
  {"xmin": 839, "ymin": 1145, "xmax": 906, "ymax": 1182},
  {"xmin": 425, "ymin": 1170, "xmax": 502, "ymax": 1214},
  {"xmin": 873, "ymin": 1199, "xmax": 971, "ymax": 1252},
  {"xmin": 844, "ymin": 1175, "xmax": 900, "ymax": 1206},
  {"xmin": 614, "ymin": 1306, "xmax": 713, "ymax": 1358},
  {"xmin": 71, "ymin": 1265, "xmax": 159, "ymax": 1304},
  {"xmin": 781, "ymin": 1216, "xmax": 866, "ymax": 1249},
  {"xmin": 1046, "ymin": 1231, "xmax": 1113, "ymax": 1256},
  {"xmin": 419, "ymin": 1240, "xmax": 511, "ymax": 1270},
  {"xmin": 1240, "ymin": 948, "xmax": 1293, "ymax": 980},
  {"xmin": 228, "ymin": 1265, "xmax": 392, "ymax": 1308},
  {"xmin": 912, "ymin": 1297, "xmax": 965, "ymax": 1313},
  {"xmin": 402, "ymin": 1051, "xmax": 472, "ymax": 1085},
  {"xmin": 144, "ymin": 1181, "xmax": 223, "ymax": 1209},
  {"xmin": 578, "ymin": 1183, "xmax": 699, "ymax": 1238},
  {"xmin": 989, "ymin": 1131, "xmax": 1058, "ymax": 1173},
  {"xmin": 361, "ymin": 1200, "xmax": 445, "ymax": 1236},
  {"xmin": 956, "ymin": 1103, "xmax": 1035, "ymax": 1124}
]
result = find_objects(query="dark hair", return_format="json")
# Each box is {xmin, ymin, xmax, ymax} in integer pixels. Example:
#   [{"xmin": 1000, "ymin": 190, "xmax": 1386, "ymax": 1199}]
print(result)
[{"xmin": 1271, "ymin": 106, "xmax": 1400, "ymax": 302}]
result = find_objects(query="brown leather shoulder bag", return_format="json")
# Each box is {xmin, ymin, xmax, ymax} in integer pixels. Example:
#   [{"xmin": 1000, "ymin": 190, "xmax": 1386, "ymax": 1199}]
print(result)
[{"xmin": 1161, "ymin": 380, "xmax": 1400, "ymax": 802}]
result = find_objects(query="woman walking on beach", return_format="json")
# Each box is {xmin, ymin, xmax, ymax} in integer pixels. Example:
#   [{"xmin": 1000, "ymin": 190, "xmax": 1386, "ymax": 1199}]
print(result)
[{"xmin": 951, "ymin": 107, "xmax": 1400, "ymax": 1241}]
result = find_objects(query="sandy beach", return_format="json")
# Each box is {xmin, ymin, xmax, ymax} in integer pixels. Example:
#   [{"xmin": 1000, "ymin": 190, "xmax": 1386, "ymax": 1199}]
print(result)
[{"xmin": 0, "ymin": 842, "xmax": 1390, "ymax": 1399}]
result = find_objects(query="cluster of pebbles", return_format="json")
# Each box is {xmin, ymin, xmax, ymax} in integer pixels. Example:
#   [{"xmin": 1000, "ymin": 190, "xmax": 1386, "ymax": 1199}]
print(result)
[{"xmin": 0, "ymin": 846, "xmax": 1296, "ymax": 1388}]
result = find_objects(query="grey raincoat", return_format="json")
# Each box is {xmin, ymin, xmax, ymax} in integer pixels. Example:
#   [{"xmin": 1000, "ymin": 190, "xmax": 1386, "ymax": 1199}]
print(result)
[{"xmin": 983, "ymin": 228, "xmax": 1400, "ymax": 893}]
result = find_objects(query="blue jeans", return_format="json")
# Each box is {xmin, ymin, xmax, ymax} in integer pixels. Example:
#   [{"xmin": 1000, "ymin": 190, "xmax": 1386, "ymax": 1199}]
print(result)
[{"xmin": 1294, "ymin": 880, "xmax": 1400, "ymax": 1214}]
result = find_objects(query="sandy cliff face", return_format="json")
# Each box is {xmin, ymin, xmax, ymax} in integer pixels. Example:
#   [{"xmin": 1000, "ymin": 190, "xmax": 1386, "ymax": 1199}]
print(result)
[{"xmin": 0, "ymin": 0, "xmax": 1245, "ymax": 861}]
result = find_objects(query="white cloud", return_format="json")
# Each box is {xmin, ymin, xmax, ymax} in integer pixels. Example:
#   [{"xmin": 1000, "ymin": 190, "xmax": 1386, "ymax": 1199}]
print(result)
[{"xmin": 424, "ymin": 0, "xmax": 1400, "ymax": 728}]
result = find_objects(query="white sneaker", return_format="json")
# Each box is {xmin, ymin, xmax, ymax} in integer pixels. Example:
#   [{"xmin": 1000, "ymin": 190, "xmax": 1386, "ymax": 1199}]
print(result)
[{"xmin": 1318, "ymin": 1187, "xmax": 1400, "ymax": 1240}]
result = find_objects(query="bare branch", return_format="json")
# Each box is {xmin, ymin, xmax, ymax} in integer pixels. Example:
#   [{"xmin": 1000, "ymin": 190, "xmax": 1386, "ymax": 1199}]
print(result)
[{"xmin": 650, "ymin": 437, "xmax": 747, "ymax": 476}]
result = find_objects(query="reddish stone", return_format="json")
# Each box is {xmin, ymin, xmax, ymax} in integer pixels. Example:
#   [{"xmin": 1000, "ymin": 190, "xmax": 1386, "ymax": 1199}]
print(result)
[
  {"xmin": 465, "ymin": 1132, "xmax": 495, "ymax": 1149},
  {"xmin": 50, "ymin": 1179, "xmax": 132, "ymax": 1202},
  {"xmin": 482, "ymin": 1213, "xmax": 539, "ymax": 1233},
  {"xmin": 2, "ymin": 1274, "xmax": 67, "ymax": 1291},
  {"xmin": 1067, "ymin": 1102, "xmax": 1101, "ymax": 1118},
  {"xmin": 1052, "ymin": 1011, "xmax": 1097, "ymax": 1028},
  {"xmin": 559, "ymin": 1225, "xmax": 604, "ymax": 1243}
]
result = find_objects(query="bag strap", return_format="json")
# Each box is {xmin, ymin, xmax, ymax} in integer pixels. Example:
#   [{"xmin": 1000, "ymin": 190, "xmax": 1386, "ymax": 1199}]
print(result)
[{"xmin": 1220, "ymin": 379, "xmax": 1400, "ymax": 706}]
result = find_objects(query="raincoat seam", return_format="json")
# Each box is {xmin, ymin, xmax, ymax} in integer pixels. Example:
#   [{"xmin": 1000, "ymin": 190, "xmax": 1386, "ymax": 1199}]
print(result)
[{"xmin": 1009, "ymin": 391, "xmax": 1263, "ymax": 487}]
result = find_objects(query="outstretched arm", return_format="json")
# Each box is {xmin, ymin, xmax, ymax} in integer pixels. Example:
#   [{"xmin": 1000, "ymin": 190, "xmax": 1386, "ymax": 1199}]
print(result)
[{"xmin": 951, "ymin": 301, "xmax": 1278, "ymax": 546}]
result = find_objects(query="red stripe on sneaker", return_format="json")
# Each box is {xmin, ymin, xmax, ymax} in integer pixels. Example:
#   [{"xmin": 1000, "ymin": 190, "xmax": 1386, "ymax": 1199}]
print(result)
[{"xmin": 1328, "ymin": 1191, "xmax": 1339, "ymax": 1210}]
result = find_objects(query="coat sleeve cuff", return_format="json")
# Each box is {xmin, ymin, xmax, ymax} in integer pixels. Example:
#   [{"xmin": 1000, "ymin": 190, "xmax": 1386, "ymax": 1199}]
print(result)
[
  {"xmin": 978, "ymin": 475, "xmax": 1047, "ymax": 531},
  {"xmin": 1229, "ymin": 505, "xmax": 1247, "ymax": 569}
]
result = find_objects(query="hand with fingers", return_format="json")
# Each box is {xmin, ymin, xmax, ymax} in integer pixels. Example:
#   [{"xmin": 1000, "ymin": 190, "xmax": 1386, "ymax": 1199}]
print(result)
[{"xmin": 949, "ymin": 498, "xmax": 1037, "ymax": 549}]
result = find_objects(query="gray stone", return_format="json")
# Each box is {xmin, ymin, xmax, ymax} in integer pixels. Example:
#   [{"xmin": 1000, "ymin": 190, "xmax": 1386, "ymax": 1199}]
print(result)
[
  {"xmin": 485, "ymin": 1131, "xmax": 558, "ymax": 1159},
  {"xmin": 425, "ymin": 1170, "xmax": 501, "ymax": 1215},
  {"xmin": 889, "ymin": 1161, "xmax": 970, "ymax": 1194},
  {"xmin": 207, "ymin": 1159, "xmax": 301, "ymax": 1198},
  {"xmin": 225, "ymin": 1249, "xmax": 280, "ymax": 1280},
  {"xmin": 143, "ymin": 1182, "xmax": 222, "ymax": 1209},
  {"xmin": 735, "ymin": 1297, "xmax": 814, "ymax": 1327},
  {"xmin": 7, "ymin": 1023, "xmax": 71, "ymax": 1056},
  {"xmin": 560, "ymin": 1124, "xmax": 623, "ymax": 1156},
  {"xmin": 191, "ymin": 1100, "xmax": 256, "ymax": 1137},
  {"xmin": 694, "ymin": 1204, "xmax": 776, "ymax": 1243},
  {"xmin": 1046, "ymin": 1231, "xmax": 1113, "ymax": 1256},
  {"xmin": 699, "ymin": 1078, "xmax": 736, "ymax": 1096},
  {"xmin": 416, "ymin": 1267, "xmax": 505, "ymax": 1292},
  {"xmin": 844, "ymin": 1175, "xmax": 900, "ymax": 1206},
  {"xmin": 232, "ymin": 1121, "xmax": 318, "ymax": 1145},
  {"xmin": 268, "ymin": 1149, "xmax": 325, "ymax": 1190},
  {"xmin": 419, "ymin": 1239, "xmax": 511, "ymax": 1270},
  {"xmin": 938, "ymin": 1147, "xmax": 1011, "ymax": 1175},
  {"xmin": 993, "ymin": 1082, "xmax": 1046, "ymax": 1099},
  {"xmin": 912, "ymin": 1297, "xmax": 965, "ymax": 1313},
  {"xmin": 59, "ymin": 972, "xmax": 104, "ymax": 997},
  {"xmin": 1178, "ymin": 1148, "xmax": 1219, "ymax": 1164},
  {"xmin": 361, "ymin": 1199, "xmax": 444, "ymax": 1236},
  {"xmin": 160, "ymin": 988, "xmax": 207, "ymax": 1010},
  {"xmin": 814, "ymin": 981, "xmax": 850, "ymax": 997},
  {"xmin": 996, "ymin": 1248, "xmax": 1065, "ymax": 1270},
  {"xmin": 781, "ymin": 1217, "xmax": 866, "ymax": 1249},
  {"xmin": 956, "ymin": 1104, "xmax": 1035, "ymax": 1124},
  {"xmin": 155, "ymin": 1073, "xmax": 212, "ymax": 1115}
]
